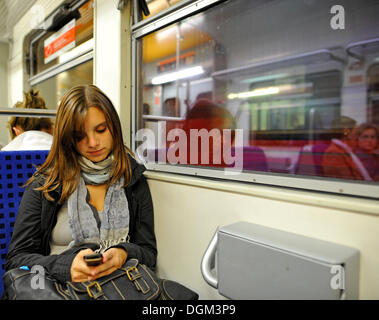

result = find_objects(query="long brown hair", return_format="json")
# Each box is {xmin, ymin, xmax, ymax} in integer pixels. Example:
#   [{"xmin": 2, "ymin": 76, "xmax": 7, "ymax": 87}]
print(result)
[{"xmin": 29, "ymin": 85, "xmax": 133, "ymax": 203}]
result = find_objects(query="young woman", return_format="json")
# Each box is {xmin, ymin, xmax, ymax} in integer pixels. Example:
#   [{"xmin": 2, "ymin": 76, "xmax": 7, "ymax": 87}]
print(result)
[{"xmin": 5, "ymin": 85, "xmax": 157, "ymax": 283}]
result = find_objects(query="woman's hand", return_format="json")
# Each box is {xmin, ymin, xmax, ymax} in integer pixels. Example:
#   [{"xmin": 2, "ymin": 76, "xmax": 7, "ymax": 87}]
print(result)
[
  {"xmin": 70, "ymin": 248, "xmax": 96, "ymax": 282},
  {"xmin": 88, "ymin": 247, "xmax": 128, "ymax": 280},
  {"xmin": 70, "ymin": 247, "xmax": 128, "ymax": 282}
]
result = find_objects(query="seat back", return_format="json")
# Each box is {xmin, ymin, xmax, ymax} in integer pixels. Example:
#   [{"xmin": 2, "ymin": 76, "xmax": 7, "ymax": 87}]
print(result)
[
  {"xmin": 0, "ymin": 150, "xmax": 49, "ymax": 296},
  {"xmin": 294, "ymin": 143, "xmax": 330, "ymax": 176},
  {"xmin": 231, "ymin": 146, "xmax": 268, "ymax": 172}
]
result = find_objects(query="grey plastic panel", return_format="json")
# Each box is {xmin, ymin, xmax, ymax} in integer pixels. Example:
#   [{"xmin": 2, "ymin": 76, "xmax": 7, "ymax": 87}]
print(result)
[{"xmin": 202, "ymin": 222, "xmax": 359, "ymax": 299}]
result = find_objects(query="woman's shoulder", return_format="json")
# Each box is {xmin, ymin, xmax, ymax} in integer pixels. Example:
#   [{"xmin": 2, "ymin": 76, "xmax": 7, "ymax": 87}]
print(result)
[
  {"xmin": 26, "ymin": 174, "xmax": 60, "ymax": 198},
  {"xmin": 27, "ymin": 173, "xmax": 46, "ymax": 187},
  {"xmin": 127, "ymin": 153, "xmax": 147, "ymax": 186}
]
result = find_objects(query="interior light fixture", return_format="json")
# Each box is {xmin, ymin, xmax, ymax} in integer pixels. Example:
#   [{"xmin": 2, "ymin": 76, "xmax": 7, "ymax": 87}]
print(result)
[
  {"xmin": 228, "ymin": 86, "xmax": 279, "ymax": 100},
  {"xmin": 59, "ymin": 38, "xmax": 94, "ymax": 64},
  {"xmin": 151, "ymin": 66, "xmax": 204, "ymax": 85},
  {"xmin": 227, "ymin": 83, "xmax": 313, "ymax": 100}
]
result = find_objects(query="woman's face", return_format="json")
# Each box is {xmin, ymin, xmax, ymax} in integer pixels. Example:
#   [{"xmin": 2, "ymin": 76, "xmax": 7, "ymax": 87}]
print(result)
[
  {"xmin": 75, "ymin": 106, "xmax": 114, "ymax": 162},
  {"xmin": 358, "ymin": 128, "xmax": 378, "ymax": 152}
]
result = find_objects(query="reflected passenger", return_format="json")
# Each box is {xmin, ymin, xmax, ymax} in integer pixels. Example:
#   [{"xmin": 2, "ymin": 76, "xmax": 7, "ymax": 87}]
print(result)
[
  {"xmin": 354, "ymin": 122, "xmax": 379, "ymax": 181},
  {"xmin": 182, "ymin": 98, "xmax": 236, "ymax": 167},
  {"xmin": 322, "ymin": 116, "xmax": 370, "ymax": 180},
  {"xmin": 2, "ymin": 89, "xmax": 53, "ymax": 151}
]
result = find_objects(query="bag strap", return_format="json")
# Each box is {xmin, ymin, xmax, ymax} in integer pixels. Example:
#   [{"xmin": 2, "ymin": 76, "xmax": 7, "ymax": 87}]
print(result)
[{"xmin": 126, "ymin": 264, "xmax": 150, "ymax": 294}]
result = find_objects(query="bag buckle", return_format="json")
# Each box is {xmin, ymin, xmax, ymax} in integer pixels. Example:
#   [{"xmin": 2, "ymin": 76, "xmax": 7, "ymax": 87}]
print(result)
[
  {"xmin": 86, "ymin": 281, "xmax": 103, "ymax": 299},
  {"xmin": 126, "ymin": 266, "xmax": 141, "ymax": 281}
]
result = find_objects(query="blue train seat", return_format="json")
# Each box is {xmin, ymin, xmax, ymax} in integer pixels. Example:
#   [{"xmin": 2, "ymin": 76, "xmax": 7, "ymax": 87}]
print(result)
[{"xmin": 0, "ymin": 150, "xmax": 49, "ymax": 296}]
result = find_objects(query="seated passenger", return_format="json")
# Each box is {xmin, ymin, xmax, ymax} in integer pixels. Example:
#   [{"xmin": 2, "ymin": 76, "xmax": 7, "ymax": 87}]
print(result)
[
  {"xmin": 321, "ymin": 116, "xmax": 368, "ymax": 180},
  {"xmin": 2, "ymin": 89, "xmax": 53, "ymax": 151},
  {"xmin": 5, "ymin": 85, "xmax": 156, "ymax": 285},
  {"xmin": 354, "ymin": 122, "xmax": 379, "ymax": 181},
  {"xmin": 182, "ymin": 98, "xmax": 236, "ymax": 167},
  {"xmin": 178, "ymin": 98, "xmax": 267, "ymax": 171}
]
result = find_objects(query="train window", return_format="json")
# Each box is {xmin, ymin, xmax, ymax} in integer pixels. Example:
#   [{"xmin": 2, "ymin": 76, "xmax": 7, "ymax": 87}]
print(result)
[
  {"xmin": 29, "ymin": 0, "xmax": 93, "ymax": 78},
  {"xmin": 9, "ymin": 0, "xmax": 95, "ymax": 142},
  {"xmin": 32, "ymin": 59, "xmax": 93, "ymax": 110},
  {"xmin": 24, "ymin": 0, "xmax": 93, "ymax": 96},
  {"xmin": 132, "ymin": 0, "xmax": 379, "ymax": 198},
  {"xmin": 0, "ymin": 1, "xmax": 93, "ymax": 148}
]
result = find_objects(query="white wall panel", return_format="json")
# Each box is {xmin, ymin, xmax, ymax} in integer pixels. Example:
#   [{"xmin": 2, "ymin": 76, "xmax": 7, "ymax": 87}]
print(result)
[
  {"xmin": 147, "ymin": 172, "xmax": 379, "ymax": 299},
  {"xmin": 94, "ymin": 0, "xmax": 121, "ymax": 114}
]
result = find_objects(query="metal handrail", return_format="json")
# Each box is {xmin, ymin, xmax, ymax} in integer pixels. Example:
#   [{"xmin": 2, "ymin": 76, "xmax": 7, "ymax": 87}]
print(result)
[
  {"xmin": 142, "ymin": 114, "xmax": 185, "ymax": 121},
  {"xmin": 200, "ymin": 229, "xmax": 219, "ymax": 289},
  {"xmin": 346, "ymin": 37, "xmax": 379, "ymax": 60},
  {"xmin": 0, "ymin": 108, "xmax": 57, "ymax": 118},
  {"xmin": 211, "ymin": 49, "xmax": 347, "ymax": 79}
]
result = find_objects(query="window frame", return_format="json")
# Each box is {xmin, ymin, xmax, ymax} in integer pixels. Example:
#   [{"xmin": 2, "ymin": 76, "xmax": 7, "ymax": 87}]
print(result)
[
  {"xmin": 130, "ymin": 0, "xmax": 379, "ymax": 199},
  {"xmin": 26, "ymin": 0, "xmax": 93, "ymax": 87}
]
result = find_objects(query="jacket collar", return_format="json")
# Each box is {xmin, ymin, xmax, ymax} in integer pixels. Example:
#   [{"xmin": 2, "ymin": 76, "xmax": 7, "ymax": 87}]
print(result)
[{"xmin": 128, "ymin": 154, "xmax": 146, "ymax": 187}]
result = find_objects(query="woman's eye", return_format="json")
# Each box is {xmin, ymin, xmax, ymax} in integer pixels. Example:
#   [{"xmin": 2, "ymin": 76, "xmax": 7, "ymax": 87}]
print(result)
[{"xmin": 96, "ymin": 126, "xmax": 107, "ymax": 133}]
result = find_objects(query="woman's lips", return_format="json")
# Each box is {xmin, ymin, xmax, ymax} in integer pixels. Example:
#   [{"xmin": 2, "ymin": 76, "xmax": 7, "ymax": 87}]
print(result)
[{"xmin": 88, "ymin": 149, "xmax": 103, "ymax": 156}]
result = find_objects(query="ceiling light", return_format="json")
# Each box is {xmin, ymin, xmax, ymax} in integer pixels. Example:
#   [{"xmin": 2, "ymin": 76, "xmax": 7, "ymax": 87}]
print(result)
[{"xmin": 151, "ymin": 66, "xmax": 204, "ymax": 85}]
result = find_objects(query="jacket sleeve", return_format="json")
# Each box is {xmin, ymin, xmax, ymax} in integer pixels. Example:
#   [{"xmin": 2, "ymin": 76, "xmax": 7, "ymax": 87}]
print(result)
[
  {"xmin": 4, "ymin": 180, "xmax": 80, "ymax": 283},
  {"xmin": 114, "ymin": 174, "xmax": 157, "ymax": 269}
]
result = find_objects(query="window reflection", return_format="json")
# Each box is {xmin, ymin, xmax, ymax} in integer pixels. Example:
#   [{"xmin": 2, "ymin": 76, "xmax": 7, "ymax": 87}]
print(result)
[{"xmin": 136, "ymin": 0, "xmax": 379, "ymax": 182}]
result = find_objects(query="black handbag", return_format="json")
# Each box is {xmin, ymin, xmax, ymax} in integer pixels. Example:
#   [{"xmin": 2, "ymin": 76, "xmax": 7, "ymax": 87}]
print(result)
[{"xmin": 2, "ymin": 258, "xmax": 198, "ymax": 300}]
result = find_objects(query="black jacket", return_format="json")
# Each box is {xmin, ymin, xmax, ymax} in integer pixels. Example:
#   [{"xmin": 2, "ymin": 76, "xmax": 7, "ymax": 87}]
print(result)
[{"xmin": 5, "ymin": 156, "xmax": 157, "ymax": 283}]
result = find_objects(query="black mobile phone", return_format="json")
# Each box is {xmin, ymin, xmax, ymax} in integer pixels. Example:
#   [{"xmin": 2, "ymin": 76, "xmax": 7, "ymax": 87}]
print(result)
[{"xmin": 84, "ymin": 253, "xmax": 103, "ymax": 266}]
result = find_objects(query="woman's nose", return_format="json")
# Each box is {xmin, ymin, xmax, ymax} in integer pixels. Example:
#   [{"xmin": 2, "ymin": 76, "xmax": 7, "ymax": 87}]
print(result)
[{"xmin": 87, "ymin": 134, "xmax": 99, "ymax": 147}]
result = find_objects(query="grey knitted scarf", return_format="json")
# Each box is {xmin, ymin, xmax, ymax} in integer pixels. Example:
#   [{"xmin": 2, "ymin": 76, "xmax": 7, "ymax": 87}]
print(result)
[
  {"xmin": 67, "ymin": 159, "xmax": 130, "ymax": 252},
  {"xmin": 78, "ymin": 155, "xmax": 114, "ymax": 185}
]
